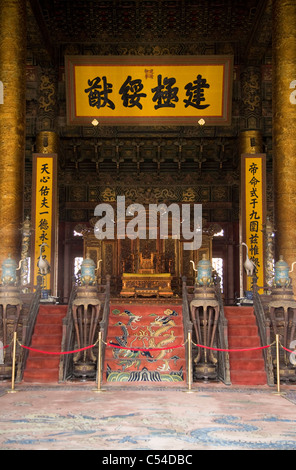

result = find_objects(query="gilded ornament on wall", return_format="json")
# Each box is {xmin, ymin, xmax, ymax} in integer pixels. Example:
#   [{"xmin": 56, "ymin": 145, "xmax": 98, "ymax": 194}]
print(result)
[
  {"xmin": 101, "ymin": 188, "xmax": 116, "ymax": 202},
  {"xmin": 182, "ymin": 188, "xmax": 195, "ymax": 201},
  {"xmin": 39, "ymin": 75, "xmax": 56, "ymax": 112},
  {"xmin": 241, "ymin": 69, "xmax": 261, "ymax": 112}
]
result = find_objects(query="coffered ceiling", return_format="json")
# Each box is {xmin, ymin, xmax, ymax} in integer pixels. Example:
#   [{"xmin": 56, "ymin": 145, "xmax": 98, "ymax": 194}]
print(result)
[
  {"xmin": 24, "ymin": 0, "xmax": 273, "ymax": 198},
  {"xmin": 27, "ymin": 0, "xmax": 272, "ymax": 66},
  {"xmin": 23, "ymin": 0, "xmax": 275, "ymax": 223}
]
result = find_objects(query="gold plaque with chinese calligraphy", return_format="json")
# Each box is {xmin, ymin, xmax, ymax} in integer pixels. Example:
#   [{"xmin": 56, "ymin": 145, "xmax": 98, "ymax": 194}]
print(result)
[
  {"xmin": 65, "ymin": 55, "xmax": 233, "ymax": 126},
  {"xmin": 241, "ymin": 154, "xmax": 266, "ymax": 293},
  {"xmin": 31, "ymin": 154, "xmax": 58, "ymax": 295}
]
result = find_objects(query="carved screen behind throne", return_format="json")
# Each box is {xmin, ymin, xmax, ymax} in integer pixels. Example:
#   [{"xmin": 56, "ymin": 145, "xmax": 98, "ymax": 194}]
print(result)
[
  {"xmin": 120, "ymin": 238, "xmax": 134, "ymax": 273},
  {"xmin": 81, "ymin": 215, "xmax": 215, "ymax": 294},
  {"xmin": 138, "ymin": 240, "xmax": 156, "ymax": 273},
  {"xmin": 139, "ymin": 252, "xmax": 155, "ymax": 273}
]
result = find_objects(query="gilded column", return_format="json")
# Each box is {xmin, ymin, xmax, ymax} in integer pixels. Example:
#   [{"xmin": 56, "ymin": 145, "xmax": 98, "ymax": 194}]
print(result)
[
  {"xmin": 0, "ymin": 0, "xmax": 27, "ymax": 267},
  {"xmin": 239, "ymin": 64, "xmax": 263, "ymax": 157},
  {"xmin": 36, "ymin": 131, "xmax": 59, "ymax": 155},
  {"xmin": 238, "ymin": 63, "xmax": 264, "ymax": 297},
  {"xmin": 240, "ymin": 66, "xmax": 262, "ymax": 132},
  {"xmin": 239, "ymin": 130, "xmax": 263, "ymax": 297},
  {"xmin": 36, "ymin": 63, "xmax": 59, "ymax": 154},
  {"xmin": 272, "ymin": 0, "xmax": 296, "ymax": 270},
  {"xmin": 239, "ymin": 130, "xmax": 263, "ymax": 155},
  {"xmin": 33, "ymin": 63, "xmax": 59, "ymax": 296}
]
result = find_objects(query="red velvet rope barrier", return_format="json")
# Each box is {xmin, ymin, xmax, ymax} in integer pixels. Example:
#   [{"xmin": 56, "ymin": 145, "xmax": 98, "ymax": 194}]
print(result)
[
  {"xmin": 106, "ymin": 342, "xmax": 184, "ymax": 352},
  {"xmin": 106, "ymin": 342, "xmax": 272, "ymax": 353},
  {"xmin": 193, "ymin": 343, "xmax": 272, "ymax": 352},
  {"xmin": 282, "ymin": 346, "xmax": 296, "ymax": 355},
  {"xmin": 19, "ymin": 343, "xmax": 96, "ymax": 355},
  {"xmin": 16, "ymin": 340, "xmax": 274, "ymax": 356},
  {"xmin": 0, "ymin": 344, "xmax": 9, "ymax": 350}
]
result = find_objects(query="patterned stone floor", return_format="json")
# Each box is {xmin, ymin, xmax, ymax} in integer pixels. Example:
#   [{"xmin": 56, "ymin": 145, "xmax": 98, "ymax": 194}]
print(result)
[{"xmin": 0, "ymin": 381, "xmax": 296, "ymax": 452}]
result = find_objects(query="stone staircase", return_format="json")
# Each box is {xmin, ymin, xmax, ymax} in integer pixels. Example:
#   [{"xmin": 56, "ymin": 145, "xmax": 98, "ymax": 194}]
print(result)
[
  {"xmin": 224, "ymin": 306, "xmax": 267, "ymax": 385},
  {"xmin": 21, "ymin": 303, "xmax": 267, "ymax": 386},
  {"xmin": 23, "ymin": 304, "xmax": 67, "ymax": 383}
]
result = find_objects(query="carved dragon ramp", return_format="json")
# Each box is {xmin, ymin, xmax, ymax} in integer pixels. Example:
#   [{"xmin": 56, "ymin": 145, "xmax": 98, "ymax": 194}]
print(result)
[{"xmin": 104, "ymin": 304, "xmax": 186, "ymax": 383}]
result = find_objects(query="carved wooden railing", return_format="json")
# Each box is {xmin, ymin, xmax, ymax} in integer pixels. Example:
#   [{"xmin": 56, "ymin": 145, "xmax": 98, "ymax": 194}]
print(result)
[
  {"xmin": 59, "ymin": 275, "xmax": 110, "ymax": 382},
  {"xmin": 97, "ymin": 275, "xmax": 111, "ymax": 385},
  {"xmin": 212, "ymin": 275, "xmax": 231, "ymax": 385},
  {"xmin": 183, "ymin": 276, "xmax": 231, "ymax": 385},
  {"xmin": 182, "ymin": 277, "xmax": 193, "ymax": 384},
  {"xmin": 251, "ymin": 275, "xmax": 275, "ymax": 386},
  {"xmin": 16, "ymin": 279, "xmax": 42, "ymax": 382},
  {"xmin": 59, "ymin": 277, "xmax": 78, "ymax": 382}
]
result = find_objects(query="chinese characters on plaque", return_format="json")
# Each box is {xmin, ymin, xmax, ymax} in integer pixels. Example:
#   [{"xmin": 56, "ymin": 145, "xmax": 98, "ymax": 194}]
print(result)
[
  {"xmin": 31, "ymin": 154, "xmax": 57, "ymax": 294},
  {"xmin": 84, "ymin": 73, "xmax": 210, "ymax": 112},
  {"xmin": 242, "ymin": 154, "xmax": 266, "ymax": 292},
  {"xmin": 65, "ymin": 55, "xmax": 233, "ymax": 126}
]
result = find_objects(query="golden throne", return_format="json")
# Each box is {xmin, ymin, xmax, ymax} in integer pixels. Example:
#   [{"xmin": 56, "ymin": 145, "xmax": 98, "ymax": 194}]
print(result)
[
  {"xmin": 138, "ymin": 252, "xmax": 155, "ymax": 274},
  {"xmin": 120, "ymin": 245, "xmax": 172, "ymax": 298}
]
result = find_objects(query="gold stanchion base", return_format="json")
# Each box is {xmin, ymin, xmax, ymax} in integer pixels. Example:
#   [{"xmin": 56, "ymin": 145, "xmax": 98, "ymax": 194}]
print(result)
[
  {"xmin": 272, "ymin": 391, "xmax": 287, "ymax": 396},
  {"xmin": 92, "ymin": 388, "xmax": 107, "ymax": 393},
  {"xmin": 7, "ymin": 390, "xmax": 18, "ymax": 394},
  {"xmin": 183, "ymin": 386, "xmax": 197, "ymax": 393}
]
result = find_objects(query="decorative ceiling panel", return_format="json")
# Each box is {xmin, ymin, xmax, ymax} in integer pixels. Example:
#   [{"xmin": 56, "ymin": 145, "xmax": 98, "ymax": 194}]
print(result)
[{"xmin": 35, "ymin": 0, "xmax": 263, "ymax": 43}]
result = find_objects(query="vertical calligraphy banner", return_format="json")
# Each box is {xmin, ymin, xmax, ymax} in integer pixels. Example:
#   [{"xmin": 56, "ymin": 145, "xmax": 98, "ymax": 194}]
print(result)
[
  {"xmin": 241, "ymin": 154, "xmax": 266, "ymax": 293},
  {"xmin": 31, "ymin": 154, "xmax": 58, "ymax": 295}
]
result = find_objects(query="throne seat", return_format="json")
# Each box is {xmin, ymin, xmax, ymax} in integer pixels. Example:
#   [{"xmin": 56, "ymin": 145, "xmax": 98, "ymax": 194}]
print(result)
[{"xmin": 120, "ymin": 272, "xmax": 173, "ymax": 298}]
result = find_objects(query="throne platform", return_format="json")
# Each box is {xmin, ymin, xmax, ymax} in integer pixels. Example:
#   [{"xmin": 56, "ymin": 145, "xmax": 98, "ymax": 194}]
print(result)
[{"xmin": 120, "ymin": 251, "xmax": 173, "ymax": 298}]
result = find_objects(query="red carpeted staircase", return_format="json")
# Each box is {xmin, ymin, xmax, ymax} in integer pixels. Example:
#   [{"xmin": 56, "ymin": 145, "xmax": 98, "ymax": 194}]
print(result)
[
  {"xmin": 22, "ymin": 303, "xmax": 267, "ymax": 386},
  {"xmin": 104, "ymin": 304, "xmax": 186, "ymax": 384},
  {"xmin": 224, "ymin": 306, "xmax": 267, "ymax": 385},
  {"xmin": 23, "ymin": 304, "xmax": 67, "ymax": 383}
]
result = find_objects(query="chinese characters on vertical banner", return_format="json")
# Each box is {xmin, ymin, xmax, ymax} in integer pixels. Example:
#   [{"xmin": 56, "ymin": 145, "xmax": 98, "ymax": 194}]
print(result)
[
  {"xmin": 65, "ymin": 55, "xmax": 233, "ymax": 126},
  {"xmin": 32, "ymin": 155, "xmax": 57, "ymax": 292},
  {"xmin": 242, "ymin": 154, "xmax": 266, "ymax": 292}
]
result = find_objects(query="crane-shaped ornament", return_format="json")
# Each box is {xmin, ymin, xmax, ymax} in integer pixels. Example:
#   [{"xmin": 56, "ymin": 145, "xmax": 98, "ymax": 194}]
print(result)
[
  {"xmin": 37, "ymin": 242, "xmax": 50, "ymax": 289},
  {"xmin": 241, "ymin": 242, "xmax": 256, "ymax": 277}
]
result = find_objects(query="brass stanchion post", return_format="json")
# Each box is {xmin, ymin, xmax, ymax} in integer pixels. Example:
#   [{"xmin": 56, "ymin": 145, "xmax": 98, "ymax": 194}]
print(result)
[
  {"xmin": 188, "ymin": 331, "xmax": 192, "ymax": 391},
  {"xmin": 7, "ymin": 331, "xmax": 18, "ymax": 394},
  {"xmin": 273, "ymin": 334, "xmax": 286, "ymax": 396},
  {"xmin": 276, "ymin": 334, "xmax": 280, "ymax": 394},
  {"xmin": 93, "ymin": 331, "xmax": 106, "ymax": 393},
  {"xmin": 184, "ymin": 330, "xmax": 196, "ymax": 393}
]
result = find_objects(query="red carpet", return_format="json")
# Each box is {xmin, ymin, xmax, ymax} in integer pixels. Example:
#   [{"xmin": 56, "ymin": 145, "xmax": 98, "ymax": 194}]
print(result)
[
  {"xmin": 224, "ymin": 306, "xmax": 267, "ymax": 385},
  {"xmin": 104, "ymin": 304, "xmax": 186, "ymax": 383},
  {"xmin": 23, "ymin": 304, "xmax": 67, "ymax": 383}
]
